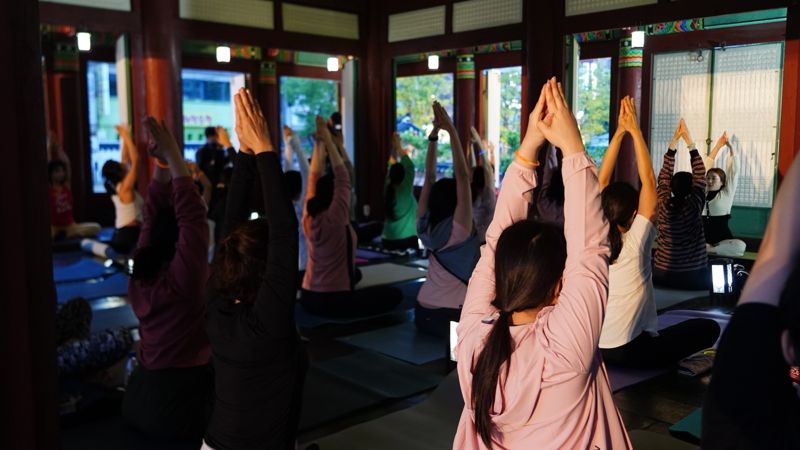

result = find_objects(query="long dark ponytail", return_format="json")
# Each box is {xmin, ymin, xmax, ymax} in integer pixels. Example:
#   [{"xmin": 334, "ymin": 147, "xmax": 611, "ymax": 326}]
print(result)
[
  {"xmin": 601, "ymin": 182, "xmax": 638, "ymax": 264},
  {"xmin": 384, "ymin": 162, "xmax": 405, "ymax": 221},
  {"xmin": 471, "ymin": 220, "xmax": 567, "ymax": 447}
]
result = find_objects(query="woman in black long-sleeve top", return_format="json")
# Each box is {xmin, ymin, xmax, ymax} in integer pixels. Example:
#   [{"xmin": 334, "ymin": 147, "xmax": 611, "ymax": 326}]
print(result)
[{"xmin": 204, "ymin": 88, "xmax": 306, "ymax": 450}]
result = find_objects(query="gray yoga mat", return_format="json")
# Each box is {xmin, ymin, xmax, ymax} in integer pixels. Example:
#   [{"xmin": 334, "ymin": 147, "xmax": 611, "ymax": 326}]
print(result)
[
  {"xmin": 629, "ymin": 429, "xmax": 699, "ymax": 450},
  {"xmin": 299, "ymin": 368, "xmax": 385, "ymax": 432},
  {"xmin": 336, "ymin": 321, "xmax": 447, "ymax": 365},
  {"xmin": 294, "ymin": 303, "xmax": 412, "ymax": 329},
  {"xmin": 308, "ymin": 370, "xmax": 462, "ymax": 450},
  {"xmin": 315, "ymin": 351, "xmax": 445, "ymax": 399},
  {"xmin": 654, "ymin": 287, "xmax": 709, "ymax": 311}
]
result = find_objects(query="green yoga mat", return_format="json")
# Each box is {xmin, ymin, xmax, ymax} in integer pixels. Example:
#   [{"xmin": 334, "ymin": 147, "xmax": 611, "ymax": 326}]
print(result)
[
  {"xmin": 315, "ymin": 351, "xmax": 445, "ymax": 399},
  {"xmin": 669, "ymin": 408, "xmax": 702, "ymax": 444}
]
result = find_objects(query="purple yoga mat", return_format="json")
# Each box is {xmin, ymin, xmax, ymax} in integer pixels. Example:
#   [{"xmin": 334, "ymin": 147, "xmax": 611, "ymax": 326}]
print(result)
[{"xmin": 356, "ymin": 249, "xmax": 392, "ymax": 260}]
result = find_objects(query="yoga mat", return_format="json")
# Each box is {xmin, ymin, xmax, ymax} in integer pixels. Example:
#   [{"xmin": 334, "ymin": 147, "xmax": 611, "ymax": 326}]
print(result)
[
  {"xmin": 97, "ymin": 227, "xmax": 115, "ymax": 243},
  {"xmin": 356, "ymin": 248, "xmax": 392, "ymax": 260},
  {"xmin": 90, "ymin": 304, "xmax": 139, "ymax": 333},
  {"xmin": 299, "ymin": 368, "xmax": 385, "ymax": 431},
  {"xmin": 355, "ymin": 257, "xmax": 369, "ymax": 266},
  {"xmin": 294, "ymin": 303, "xmax": 412, "ymax": 329},
  {"xmin": 316, "ymin": 350, "xmax": 444, "ymax": 399},
  {"xmin": 407, "ymin": 258, "xmax": 429, "ymax": 269},
  {"xmin": 669, "ymin": 408, "xmax": 703, "ymax": 444},
  {"xmin": 654, "ymin": 287, "xmax": 708, "ymax": 311},
  {"xmin": 355, "ymin": 263, "xmax": 427, "ymax": 289},
  {"xmin": 629, "ymin": 430, "xmax": 699, "ymax": 450},
  {"xmin": 309, "ymin": 370, "xmax": 462, "ymax": 450},
  {"xmin": 56, "ymin": 273, "xmax": 129, "ymax": 304},
  {"xmin": 660, "ymin": 309, "xmax": 730, "ymax": 347},
  {"xmin": 53, "ymin": 259, "xmax": 116, "ymax": 283},
  {"xmin": 337, "ymin": 322, "xmax": 447, "ymax": 365},
  {"xmin": 608, "ymin": 365, "xmax": 669, "ymax": 392}
]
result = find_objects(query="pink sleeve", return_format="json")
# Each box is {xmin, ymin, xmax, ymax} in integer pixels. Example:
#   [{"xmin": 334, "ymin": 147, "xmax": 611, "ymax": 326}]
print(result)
[
  {"xmin": 325, "ymin": 164, "xmax": 351, "ymax": 225},
  {"xmin": 542, "ymin": 153, "xmax": 610, "ymax": 372},
  {"xmin": 457, "ymin": 161, "xmax": 537, "ymax": 339}
]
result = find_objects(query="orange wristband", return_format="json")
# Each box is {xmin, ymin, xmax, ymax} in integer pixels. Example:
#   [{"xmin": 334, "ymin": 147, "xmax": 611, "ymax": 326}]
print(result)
[
  {"xmin": 155, "ymin": 159, "xmax": 169, "ymax": 169},
  {"xmin": 514, "ymin": 151, "xmax": 539, "ymax": 168}
]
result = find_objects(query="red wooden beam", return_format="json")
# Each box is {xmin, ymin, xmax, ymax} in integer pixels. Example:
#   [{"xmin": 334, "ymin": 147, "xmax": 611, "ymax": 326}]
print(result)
[
  {"xmin": 778, "ymin": 3, "xmax": 800, "ymax": 181},
  {"xmin": 395, "ymin": 58, "xmax": 457, "ymax": 77}
]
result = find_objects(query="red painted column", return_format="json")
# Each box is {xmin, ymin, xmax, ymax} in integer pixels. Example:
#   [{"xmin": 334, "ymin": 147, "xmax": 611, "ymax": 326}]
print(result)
[
  {"xmin": 614, "ymin": 33, "xmax": 643, "ymax": 187},
  {"xmin": 779, "ymin": 4, "xmax": 800, "ymax": 182},
  {"xmin": 524, "ymin": 0, "xmax": 565, "ymax": 112},
  {"xmin": 455, "ymin": 51, "xmax": 476, "ymax": 153},
  {"xmin": 139, "ymin": 0, "xmax": 183, "ymax": 166},
  {"xmin": 357, "ymin": 3, "xmax": 390, "ymax": 220},
  {"xmin": 46, "ymin": 40, "xmax": 89, "ymax": 221},
  {"xmin": 0, "ymin": 1, "xmax": 59, "ymax": 448}
]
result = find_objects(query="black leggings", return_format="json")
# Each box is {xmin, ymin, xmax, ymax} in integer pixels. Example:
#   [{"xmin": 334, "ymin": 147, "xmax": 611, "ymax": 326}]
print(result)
[
  {"xmin": 122, "ymin": 363, "xmax": 214, "ymax": 441},
  {"xmin": 111, "ymin": 225, "xmax": 141, "ymax": 255},
  {"xmin": 653, "ymin": 267, "xmax": 710, "ymax": 291},
  {"xmin": 601, "ymin": 318, "xmax": 720, "ymax": 369},
  {"xmin": 414, "ymin": 302, "xmax": 461, "ymax": 338},
  {"xmin": 299, "ymin": 287, "xmax": 403, "ymax": 318}
]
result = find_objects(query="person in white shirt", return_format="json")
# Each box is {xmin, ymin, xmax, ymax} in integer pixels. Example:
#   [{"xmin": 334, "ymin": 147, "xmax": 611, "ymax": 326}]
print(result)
[
  {"xmin": 598, "ymin": 97, "xmax": 719, "ymax": 368},
  {"xmin": 704, "ymin": 131, "xmax": 746, "ymax": 256}
]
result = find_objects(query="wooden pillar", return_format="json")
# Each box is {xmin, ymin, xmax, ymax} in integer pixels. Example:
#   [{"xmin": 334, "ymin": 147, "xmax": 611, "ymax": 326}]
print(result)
[
  {"xmin": 357, "ymin": 3, "xmax": 390, "ymax": 220},
  {"xmin": 0, "ymin": 1, "xmax": 59, "ymax": 448},
  {"xmin": 257, "ymin": 60, "xmax": 280, "ymax": 150},
  {"xmin": 456, "ymin": 51, "xmax": 476, "ymax": 151},
  {"xmin": 779, "ymin": 3, "xmax": 800, "ymax": 182},
  {"xmin": 48, "ymin": 40, "xmax": 89, "ymax": 220},
  {"xmin": 615, "ymin": 33, "xmax": 643, "ymax": 187},
  {"xmin": 140, "ymin": 0, "xmax": 183, "ymax": 166},
  {"xmin": 525, "ymin": 0, "xmax": 565, "ymax": 112}
]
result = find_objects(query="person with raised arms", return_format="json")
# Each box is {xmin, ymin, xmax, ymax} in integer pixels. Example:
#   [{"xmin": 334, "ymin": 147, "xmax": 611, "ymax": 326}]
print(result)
[{"xmin": 454, "ymin": 78, "xmax": 630, "ymax": 449}]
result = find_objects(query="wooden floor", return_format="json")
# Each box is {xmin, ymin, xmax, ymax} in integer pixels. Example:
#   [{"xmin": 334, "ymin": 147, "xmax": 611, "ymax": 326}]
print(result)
[{"xmin": 60, "ymin": 253, "xmax": 730, "ymax": 449}]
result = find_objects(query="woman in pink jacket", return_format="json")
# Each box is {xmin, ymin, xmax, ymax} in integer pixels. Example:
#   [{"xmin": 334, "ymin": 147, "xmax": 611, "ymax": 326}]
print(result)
[{"xmin": 454, "ymin": 78, "xmax": 631, "ymax": 449}]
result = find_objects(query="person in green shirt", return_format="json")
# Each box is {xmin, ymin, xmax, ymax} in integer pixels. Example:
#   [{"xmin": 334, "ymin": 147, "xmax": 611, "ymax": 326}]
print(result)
[{"xmin": 382, "ymin": 132, "xmax": 419, "ymax": 250}]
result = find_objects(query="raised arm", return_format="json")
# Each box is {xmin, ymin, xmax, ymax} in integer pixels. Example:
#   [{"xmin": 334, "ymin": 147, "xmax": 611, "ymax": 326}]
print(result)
[
  {"xmin": 188, "ymin": 162, "xmax": 213, "ymax": 206},
  {"xmin": 235, "ymin": 88, "xmax": 298, "ymax": 333},
  {"xmin": 434, "ymin": 101, "xmax": 473, "ymax": 232},
  {"xmin": 143, "ymin": 117, "xmax": 209, "ymax": 298},
  {"xmin": 536, "ymin": 78, "xmax": 610, "ymax": 371},
  {"xmin": 623, "ymin": 96, "xmax": 657, "ymax": 221},
  {"xmin": 316, "ymin": 116, "xmax": 350, "ymax": 223},
  {"xmin": 739, "ymin": 153, "xmax": 800, "ymax": 306},
  {"xmin": 116, "ymin": 125, "xmax": 139, "ymax": 202},
  {"xmin": 458, "ymin": 82, "xmax": 548, "ymax": 335},
  {"xmin": 417, "ymin": 117, "xmax": 440, "ymax": 219},
  {"xmin": 598, "ymin": 98, "xmax": 628, "ymax": 190},
  {"xmin": 470, "ymin": 127, "xmax": 495, "ymax": 192},
  {"xmin": 658, "ymin": 121, "xmax": 683, "ymax": 207},
  {"xmin": 220, "ymin": 96, "xmax": 258, "ymax": 240}
]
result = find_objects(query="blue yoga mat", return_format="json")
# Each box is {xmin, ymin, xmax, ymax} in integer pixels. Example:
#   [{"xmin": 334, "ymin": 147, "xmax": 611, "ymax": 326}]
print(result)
[
  {"xmin": 669, "ymin": 408, "xmax": 702, "ymax": 443},
  {"xmin": 53, "ymin": 259, "xmax": 116, "ymax": 283},
  {"xmin": 294, "ymin": 303, "xmax": 412, "ymax": 329},
  {"xmin": 56, "ymin": 273, "xmax": 129, "ymax": 304},
  {"xmin": 337, "ymin": 321, "xmax": 447, "ymax": 365}
]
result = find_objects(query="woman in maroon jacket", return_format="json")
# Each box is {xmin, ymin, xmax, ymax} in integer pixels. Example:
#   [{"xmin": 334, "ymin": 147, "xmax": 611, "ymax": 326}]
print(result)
[{"xmin": 122, "ymin": 117, "xmax": 212, "ymax": 441}]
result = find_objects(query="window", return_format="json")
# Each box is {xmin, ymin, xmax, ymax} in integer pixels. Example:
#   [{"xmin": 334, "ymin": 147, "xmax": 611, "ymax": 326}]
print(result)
[
  {"xmin": 650, "ymin": 42, "xmax": 783, "ymax": 208},
  {"xmin": 280, "ymin": 76, "xmax": 340, "ymax": 157},
  {"xmin": 86, "ymin": 61, "xmax": 121, "ymax": 194},
  {"xmin": 181, "ymin": 68, "xmax": 245, "ymax": 161},
  {"xmin": 482, "ymin": 66, "xmax": 522, "ymax": 186},
  {"xmin": 395, "ymin": 73, "xmax": 454, "ymax": 185},
  {"xmin": 575, "ymin": 57, "xmax": 612, "ymax": 166}
]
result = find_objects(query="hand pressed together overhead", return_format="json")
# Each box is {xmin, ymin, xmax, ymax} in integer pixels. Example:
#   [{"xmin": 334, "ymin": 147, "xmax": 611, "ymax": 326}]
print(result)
[
  {"xmin": 234, "ymin": 88, "xmax": 272, "ymax": 155},
  {"xmin": 535, "ymin": 77, "xmax": 584, "ymax": 156}
]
